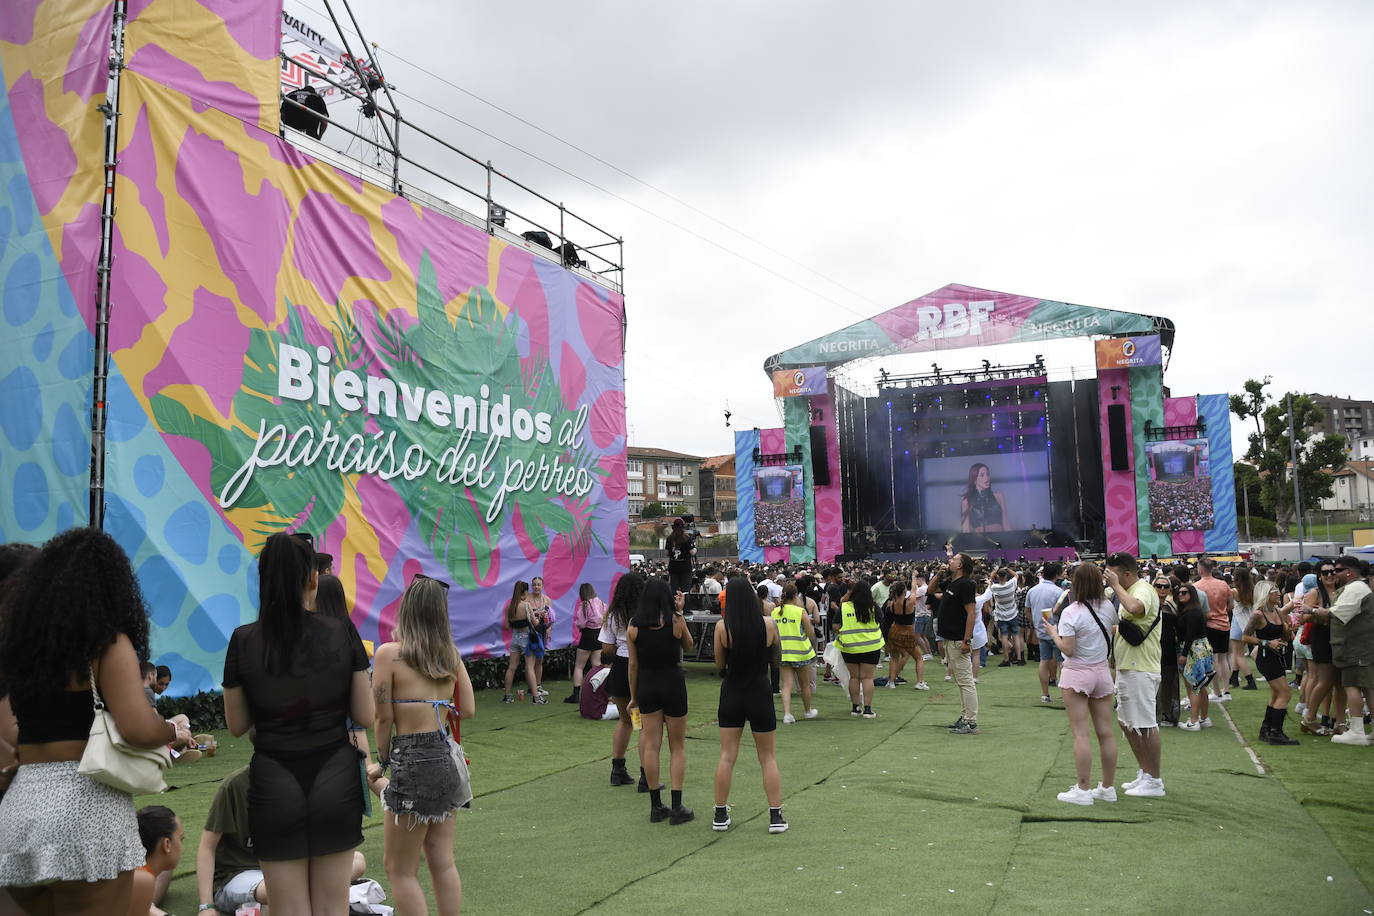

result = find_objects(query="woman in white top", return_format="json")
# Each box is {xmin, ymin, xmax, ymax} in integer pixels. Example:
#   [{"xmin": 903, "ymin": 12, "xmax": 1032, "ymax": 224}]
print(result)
[
  {"xmin": 1044, "ymin": 562, "xmax": 1120, "ymax": 806},
  {"xmin": 1228, "ymin": 567, "xmax": 1258, "ymax": 691}
]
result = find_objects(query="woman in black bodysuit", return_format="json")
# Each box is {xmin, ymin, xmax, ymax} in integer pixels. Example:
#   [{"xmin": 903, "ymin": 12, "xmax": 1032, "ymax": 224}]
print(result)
[
  {"xmin": 222, "ymin": 532, "xmax": 375, "ymax": 916},
  {"xmin": 1243, "ymin": 580, "xmax": 1298, "ymax": 746},
  {"xmin": 960, "ymin": 463, "xmax": 1009, "ymax": 533},
  {"xmin": 628, "ymin": 578, "xmax": 694, "ymax": 825}
]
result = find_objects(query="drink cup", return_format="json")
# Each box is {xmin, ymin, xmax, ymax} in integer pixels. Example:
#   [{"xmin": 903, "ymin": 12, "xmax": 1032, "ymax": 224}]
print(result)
[
  {"xmin": 631, "ymin": 707, "xmax": 642, "ymax": 730},
  {"xmin": 516, "ymin": 688, "xmax": 525, "ymax": 701}
]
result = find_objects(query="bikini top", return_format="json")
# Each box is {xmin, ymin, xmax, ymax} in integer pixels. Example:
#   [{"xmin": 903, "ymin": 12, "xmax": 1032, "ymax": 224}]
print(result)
[{"xmin": 391, "ymin": 698, "xmax": 460, "ymax": 734}]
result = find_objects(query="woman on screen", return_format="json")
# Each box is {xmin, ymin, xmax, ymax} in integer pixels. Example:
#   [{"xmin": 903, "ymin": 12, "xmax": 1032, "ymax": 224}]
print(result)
[{"xmin": 960, "ymin": 463, "xmax": 1008, "ymax": 533}]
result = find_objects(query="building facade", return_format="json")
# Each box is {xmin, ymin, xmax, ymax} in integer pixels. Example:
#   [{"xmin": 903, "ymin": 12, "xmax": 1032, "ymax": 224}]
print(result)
[
  {"xmin": 699, "ymin": 454, "xmax": 737, "ymax": 521},
  {"xmin": 1320, "ymin": 461, "xmax": 1374, "ymax": 517},
  {"xmin": 1308, "ymin": 393, "xmax": 1374, "ymax": 445},
  {"xmin": 626, "ymin": 447, "xmax": 703, "ymax": 519}
]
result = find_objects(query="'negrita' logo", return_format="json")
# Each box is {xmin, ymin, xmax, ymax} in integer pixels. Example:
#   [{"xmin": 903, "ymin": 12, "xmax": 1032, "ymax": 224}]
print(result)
[
  {"xmin": 793, "ymin": 370, "xmax": 807, "ymax": 386},
  {"xmin": 1122, "ymin": 340, "xmax": 1136, "ymax": 358}
]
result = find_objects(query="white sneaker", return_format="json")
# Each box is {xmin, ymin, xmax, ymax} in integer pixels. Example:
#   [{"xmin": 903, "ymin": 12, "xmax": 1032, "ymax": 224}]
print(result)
[
  {"xmin": 1180, "ymin": 697, "xmax": 1191, "ymax": 710},
  {"xmin": 782, "ymin": 713, "xmax": 796, "ymax": 725},
  {"xmin": 1178, "ymin": 720, "xmax": 1200, "ymax": 732},
  {"xmin": 1091, "ymin": 784, "xmax": 1117, "ymax": 803},
  {"xmin": 885, "ymin": 682, "xmax": 898, "ymax": 689},
  {"xmin": 1296, "ymin": 702, "xmax": 1307, "ymax": 716},
  {"xmin": 803, "ymin": 708, "xmax": 819, "ymax": 719},
  {"xmin": 1122, "ymin": 769, "xmax": 1145, "ymax": 791},
  {"xmin": 1125, "ymin": 776, "xmax": 1165, "ymax": 798},
  {"xmin": 1213, "ymin": 692, "xmax": 1232, "ymax": 703},
  {"xmin": 1331, "ymin": 729, "xmax": 1371, "ymax": 746},
  {"xmin": 944, "ymin": 675, "xmax": 953, "ymax": 682},
  {"xmin": 535, "ymin": 686, "xmax": 549, "ymax": 697},
  {"xmin": 1056, "ymin": 785, "xmax": 1094, "ymax": 806},
  {"xmin": 913, "ymin": 682, "xmax": 930, "ymax": 691},
  {"xmin": 922, "ymin": 654, "xmax": 934, "ymax": 660},
  {"xmin": 1199, "ymin": 716, "xmax": 1213, "ymax": 728},
  {"xmin": 1040, "ymin": 695, "xmax": 1052, "ymax": 705}
]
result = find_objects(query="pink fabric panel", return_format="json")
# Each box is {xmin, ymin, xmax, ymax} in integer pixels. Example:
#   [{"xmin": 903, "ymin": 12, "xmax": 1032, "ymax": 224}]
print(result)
[
  {"xmin": 811, "ymin": 387, "xmax": 842, "ymax": 563},
  {"xmin": 1099, "ymin": 369, "xmax": 1138, "ymax": 555},
  {"xmin": 1165, "ymin": 397, "xmax": 1206, "ymax": 553},
  {"xmin": 759, "ymin": 427, "xmax": 789, "ymax": 564}
]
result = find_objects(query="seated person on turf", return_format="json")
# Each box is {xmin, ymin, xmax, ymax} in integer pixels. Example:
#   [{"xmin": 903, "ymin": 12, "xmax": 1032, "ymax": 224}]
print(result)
[{"xmin": 196, "ymin": 764, "xmax": 365, "ymax": 914}]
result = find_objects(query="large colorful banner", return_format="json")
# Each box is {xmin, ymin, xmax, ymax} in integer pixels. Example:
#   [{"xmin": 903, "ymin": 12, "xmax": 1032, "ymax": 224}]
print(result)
[
  {"xmin": 771, "ymin": 366, "xmax": 826, "ymax": 398},
  {"xmin": 1095, "ymin": 335, "xmax": 1162, "ymax": 371},
  {"xmin": 1, "ymin": 0, "xmax": 628, "ymax": 695},
  {"xmin": 767, "ymin": 284, "xmax": 1167, "ymax": 369}
]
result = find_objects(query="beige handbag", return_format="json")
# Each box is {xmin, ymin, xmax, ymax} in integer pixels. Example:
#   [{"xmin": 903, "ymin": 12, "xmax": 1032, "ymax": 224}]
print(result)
[{"xmin": 77, "ymin": 665, "xmax": 172, "ymax": 795}]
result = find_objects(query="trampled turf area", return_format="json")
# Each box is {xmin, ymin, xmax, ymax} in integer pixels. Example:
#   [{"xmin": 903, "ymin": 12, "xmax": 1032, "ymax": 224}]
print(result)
[{"xmin": 150, "ymin": 659, "xmax": 1374, "ymax": 914}]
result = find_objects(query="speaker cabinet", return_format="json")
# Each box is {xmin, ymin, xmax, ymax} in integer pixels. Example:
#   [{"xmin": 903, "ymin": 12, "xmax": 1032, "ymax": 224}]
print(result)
[
  {"xmin": 809, "ymin": 425, "xmax": 831, "ymax": 486},
  {"xmin": 1107, "ymin": 404, "xmax": 1130, "ymax": 471}
]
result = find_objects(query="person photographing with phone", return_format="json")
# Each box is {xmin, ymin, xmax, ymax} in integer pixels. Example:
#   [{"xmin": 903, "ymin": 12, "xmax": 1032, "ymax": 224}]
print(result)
[
  {"xmin": 936, "ymin": 551, "xmax": 980, "ymax": 735},
  {"xmin": 1104, "ymin": 553, "xmax": 1164, "ymax": 798}
]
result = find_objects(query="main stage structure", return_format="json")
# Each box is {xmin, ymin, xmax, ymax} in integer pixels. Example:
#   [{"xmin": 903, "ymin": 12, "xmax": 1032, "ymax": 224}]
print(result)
[{"xmin": 736, "ymin": 284, "xmax": 1237, "ymax": 564}]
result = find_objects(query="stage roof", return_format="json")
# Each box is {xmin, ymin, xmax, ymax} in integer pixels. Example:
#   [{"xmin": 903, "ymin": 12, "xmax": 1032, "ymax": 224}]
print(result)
[{"xmin": 764, "ymin": 283, "xmax": 1174, "ymax": 372}]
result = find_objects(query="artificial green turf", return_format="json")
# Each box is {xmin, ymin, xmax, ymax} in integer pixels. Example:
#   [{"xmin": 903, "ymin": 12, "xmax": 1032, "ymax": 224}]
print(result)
[{"xmin": 148, "ymin": 659, "xmax": 1374, "ymax": 914}]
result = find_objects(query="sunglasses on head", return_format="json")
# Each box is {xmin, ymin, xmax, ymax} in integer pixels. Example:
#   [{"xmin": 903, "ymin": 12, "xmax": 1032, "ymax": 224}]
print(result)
[
  {"xmin": 413, "ymin": 572, "xmax": 451, "ymax": 591},
  {"xmin": 289, "ymin": 531, "xmax": 314, "ymax": 544}
]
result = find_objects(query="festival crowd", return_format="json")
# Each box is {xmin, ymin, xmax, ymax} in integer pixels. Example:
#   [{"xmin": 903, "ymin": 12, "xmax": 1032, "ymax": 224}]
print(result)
[
  {"xmin": 1147, "ymin": 478, "xmax": 1216, "ymax": 531},
  {"xmin": 0, "ymin": 527, "xmax": 1370, "ymax": 915}
]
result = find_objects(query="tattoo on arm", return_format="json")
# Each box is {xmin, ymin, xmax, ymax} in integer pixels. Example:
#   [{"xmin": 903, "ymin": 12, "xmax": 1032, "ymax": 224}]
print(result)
[{"xmin": 374, "ymin": 683, "xmax": 389, "ymax": 706}]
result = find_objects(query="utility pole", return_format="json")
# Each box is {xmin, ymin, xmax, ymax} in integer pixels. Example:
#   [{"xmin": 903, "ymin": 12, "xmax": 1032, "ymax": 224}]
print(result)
[
  {"xmin": 1287, "ymin": 392, "xmax": 1304, "ymax": 560},
  {"xmin": 1241, "ymin": 474, "xmax": 1252, "ymax": 542}
]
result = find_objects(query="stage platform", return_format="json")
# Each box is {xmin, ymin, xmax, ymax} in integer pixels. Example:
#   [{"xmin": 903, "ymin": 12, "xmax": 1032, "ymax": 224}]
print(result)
[{"xmin": 866, "ymin": 547, "xmax": 1077, "ymax": 564}]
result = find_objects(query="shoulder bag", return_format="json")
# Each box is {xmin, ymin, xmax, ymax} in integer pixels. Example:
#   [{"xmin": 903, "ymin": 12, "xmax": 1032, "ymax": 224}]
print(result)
[{"xmin": 78, "ymin": 664, "xmax": 172, "ymax": 795}]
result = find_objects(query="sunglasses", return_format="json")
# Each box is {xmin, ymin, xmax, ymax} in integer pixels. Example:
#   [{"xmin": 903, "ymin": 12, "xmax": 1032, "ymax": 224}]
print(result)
[
  {"xmin": 1154, "ymin": 582, "xmax": 1170, "ymax": 588},
  {"xmin": 1320, "ymin": 569, "xmax": 1336, "ymax": 576},
  {"xmin": 1174, "ymin": 589, "xmax": 1190, "ymax": 596},
  {"xmin": 289, "ymin": 531, "xmax": 314, "ymax": 544},
  {"xmin": 413, "ymin": 572, "xmax": 451, "ymax": 591}
]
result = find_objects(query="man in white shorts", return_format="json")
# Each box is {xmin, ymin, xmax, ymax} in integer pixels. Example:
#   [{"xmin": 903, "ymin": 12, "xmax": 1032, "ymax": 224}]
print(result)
[{"xmin": 1105, "ymin": 552, "xmax": 1164, "ymax": 798}]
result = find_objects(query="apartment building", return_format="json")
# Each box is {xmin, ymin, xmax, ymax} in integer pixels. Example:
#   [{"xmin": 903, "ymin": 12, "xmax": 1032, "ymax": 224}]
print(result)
[
  {"xmin": 626, "ymin": 447, "xmax": 703, "ymax": 518},
  {"xmin": 699, "ymin": 454, "xmax": 737, "ymax": 521},
  {"xmin": 1308, "ymin": 393, "xmax": 1374, "ymax": 445}
]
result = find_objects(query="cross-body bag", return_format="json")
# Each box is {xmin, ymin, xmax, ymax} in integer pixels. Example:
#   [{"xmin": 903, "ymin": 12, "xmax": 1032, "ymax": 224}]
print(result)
[
  {"xmin": 78, "ymin": 664, "xmax": 172, "ymax": 795},
  {"xmin": 1117, "ymin": 608, "xmax": 1160, "ymax": 647},
  {"xmin": 1082, "ymin": 601, "xmax": 1115, "ymax": 666}
]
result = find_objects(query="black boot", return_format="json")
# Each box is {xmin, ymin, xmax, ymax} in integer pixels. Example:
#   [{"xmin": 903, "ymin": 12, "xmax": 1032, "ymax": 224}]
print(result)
[
  {"xmin": 1229, "ymin": 670, "xmax": 1240, "ymax": 688},
  {"xmin": 564, "ymin": 685, "xmax": 580, "ymax": 704},
  {"xmin": 1258, "ymin": 706, "xmax": 1274, "ymax": 742},
  {"xmin": 610, "ymin": 758, "xmax": 633, "ymax": 786},
  {"xmin": 1267, "ymin": 708, "xmax": 1299, "ymax": 746},
  {"xmin": 1242, "ymin": 674, "xmax": 1257, "ymax": 691}
]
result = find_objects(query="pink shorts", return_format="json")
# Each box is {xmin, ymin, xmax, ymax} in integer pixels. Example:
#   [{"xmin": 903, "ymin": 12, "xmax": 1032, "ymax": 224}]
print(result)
[{"xmin": 1058, "ymin": 661, "xmax": 1116, "ymax": 699}]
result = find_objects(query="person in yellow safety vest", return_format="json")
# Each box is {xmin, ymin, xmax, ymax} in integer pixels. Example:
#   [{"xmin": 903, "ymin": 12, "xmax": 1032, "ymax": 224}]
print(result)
[
  {"xmin": 836, "ymin": 580, "xmax": 883, "ymax": 718},
  {"xmin": 772, "ymin": 583, "xmax": 818, "ymax": 724}
]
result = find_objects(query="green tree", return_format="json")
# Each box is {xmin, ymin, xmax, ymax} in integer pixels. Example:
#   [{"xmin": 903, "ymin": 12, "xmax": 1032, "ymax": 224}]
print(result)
[
  {"xmin": 1233, "ymin": 461, "xmax": 1262, "ymax": 523},
  {"xmin": 640, "ymin": 502, "xmax": 666, "ymax": 519},
  {"xmin": 1248, "ymin": 389, "xmax": 1345, "ymax": 530},
  {"xmin": 1229, "ymin": 376, "xmax": 1270, "ymax": 457}
]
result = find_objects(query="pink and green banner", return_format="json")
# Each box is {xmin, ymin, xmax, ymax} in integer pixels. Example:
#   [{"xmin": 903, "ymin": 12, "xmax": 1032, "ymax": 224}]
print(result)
[{"xmin": 0, "ymin": 1, "xmax": 628, "ymax": 695}]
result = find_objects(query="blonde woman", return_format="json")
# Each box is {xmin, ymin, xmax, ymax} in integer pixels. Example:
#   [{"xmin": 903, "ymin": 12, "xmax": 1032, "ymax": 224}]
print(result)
[{"xmin": 369, "ymin": 574, "xmax": 475, "ymax": 916}]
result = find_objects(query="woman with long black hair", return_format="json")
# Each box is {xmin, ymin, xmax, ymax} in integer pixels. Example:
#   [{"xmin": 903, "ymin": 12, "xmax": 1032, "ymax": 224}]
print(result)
[
  {"xmin": 313, "ymin": 574, "xmax": 372, "ymax": 785},
  {"xmin": 712, "ymin": 578, "xmax": 786, "ymax": 833},
  {"xmin": 0, "ymin": 529, "xmax": 193, "ymax": 916},
  {"xmin": 222, "ymin": 531, "xmax": 375, "ymax": 916},
  {"xmin": 1175, "ymin": 583, "xmax": 1214, "ymax": 732},
  {"xmin": 628, "ymin": 578, "xmax": 695, "ymax": 824},
  {"xmin": 835, "ymin": 580, "xmax": 883, "ymax": 718},
  {"xmin": 600, "ymin": 573, "xmax": 644, "ymax": 788},
  {"xmin": 500, "ymin": 580, "xmax": 538, "ymax": 704}
]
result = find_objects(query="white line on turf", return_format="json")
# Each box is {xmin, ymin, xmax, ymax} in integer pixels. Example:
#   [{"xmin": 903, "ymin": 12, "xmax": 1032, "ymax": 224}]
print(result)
[{"xmin": 1217, "ymin": 703, "xmax": 1267, "ymax": 776}]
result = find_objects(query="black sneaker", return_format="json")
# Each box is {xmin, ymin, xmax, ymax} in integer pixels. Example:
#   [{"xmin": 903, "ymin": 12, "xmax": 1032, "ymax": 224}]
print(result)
[
  {"xmin": 649, "ymin": 804, "xmax": 672, "ymax": 823},
  {"xmin": 997, "ymin": 660, "xmax": 1012, "ymax": 668},
  {"xmin": 669, "ymin": 805, "xmax": 695, "ymax": 825},
  {"xmin": 768, "ymin": 807, "xmax": 789, "ymax": 834},
  {"xmin": 894, "ymin": 676, "xmax": 908, "ymax": 685},
  {"xmin": 862, "ymin": 706, "xmax": 876, "ymax": 719},
  {"xmin": 851, "ymin": 704, "xmax": 862, "ymax": 717},
  {"xmin": 950, "ymin": 719, "xmax": 980, "ymax": 735},
  {"xmin": 947, "ymin": 716, "xmax": 967, "ymax": 730},
  {"xmin": 1048, "ymin": 679, "xmax": 1057, "ymax": 687},
  {"xmin": 1014, "ymin": 658, "xmax": 1026, "ymax": 666},
  {"xmin": 712, "ymin": 805, "xmax": 731, "ymax": 831}
]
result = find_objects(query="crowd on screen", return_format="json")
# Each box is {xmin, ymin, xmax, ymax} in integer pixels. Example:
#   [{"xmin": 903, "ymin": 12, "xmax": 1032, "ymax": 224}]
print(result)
[
  {"xmin": 752, "ymin": 499, "xmax": 807, "ymax": 548},
  {"xmin": 2, "ymin": 528, "xmax": 1371, "ymax": 914},
  {"xmin": 1147, "ymin": 478, "xmax": 1216, "ymax": 531}
]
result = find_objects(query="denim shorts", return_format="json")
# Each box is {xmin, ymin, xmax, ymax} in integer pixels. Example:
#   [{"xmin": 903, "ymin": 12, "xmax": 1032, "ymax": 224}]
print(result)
[
  {"xmin": 997, "ymin": 617, "xmax": 1021, "ymax": 636},
  {"xmin": 383, "ymin": 731, "xmax": 462, "ymax": 824},
  {"xmin": 510, "ymin": 628, "xmax": 530, "ymax": 653},
  {"xmin": 215, "ymin": 869, "xmax": 265, "ymax": 911}
]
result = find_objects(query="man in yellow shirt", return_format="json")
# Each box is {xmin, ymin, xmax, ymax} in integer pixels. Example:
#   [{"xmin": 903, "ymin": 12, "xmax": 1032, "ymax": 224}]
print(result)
[{"xmin": 1105, "ymin": 552, "xmax": 1164, "ymax": 798}]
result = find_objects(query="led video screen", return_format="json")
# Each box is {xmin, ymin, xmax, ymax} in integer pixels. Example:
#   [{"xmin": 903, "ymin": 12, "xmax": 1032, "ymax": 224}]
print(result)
[
  {"xmin": 1147, "ymin": 439, "xmax": 1213, "ymax": 532},
  {"xmin": 754, "ymin": 464, "xmax": 806, "ymax": 547},
  {"xmin": 918, "ymin": 452, "xmax": 1053, "ymax": 533}
]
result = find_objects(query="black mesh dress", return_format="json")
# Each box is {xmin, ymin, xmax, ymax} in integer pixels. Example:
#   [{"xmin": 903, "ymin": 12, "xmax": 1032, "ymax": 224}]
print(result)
[{"xmin": 223, "ymin": 613, "xmax": 369, "ymax": 860}]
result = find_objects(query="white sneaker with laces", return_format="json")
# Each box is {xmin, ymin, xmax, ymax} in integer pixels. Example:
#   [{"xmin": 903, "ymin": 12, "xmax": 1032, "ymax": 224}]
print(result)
[
  {"xmin": 1040, "ymin": 695, "xmax": 1051, "ymax": 705},
  {"xmin": 803, "ymin": 708, "xmax": 819, "ymax": 719},
  {"xmin": 1122, "ymin": 769, "xmax": 1145, "ymax": 791},
  {"xmin": 782, "ymin": 713, "xmax": 796, "ymax": 725},
  {"xmin": 1056, "ymin": 785, "xmax": 1094, "ymax": 806},
  {"xmin": 1091, "ymin": 784, "xmax": 1117, "ymax": 803},
  {"xmin": 913, "ymin": 682, "xmax": 930, "ymax": 690},
  {"xmin": 1213, "ymin": 692, "xmax": 1232, "ymax": 702},
  {"xmin": 944, "ymin": 675, "xmax": 952, "ymax": 682},
  {"xmin": 1199, "ymin": 716, "xmax": 1213, "ymax": 728},
  {"xmin": 1180, "ymin": 697, "xmax": 1191, "ymax": 710},
  {"xmin": 1178, "ymin": 720, "xmax": 1200, "ymax": 731},
  {"xmin": 1125, "ymin": 776, "xmax": 1165, "ymax": 798}
]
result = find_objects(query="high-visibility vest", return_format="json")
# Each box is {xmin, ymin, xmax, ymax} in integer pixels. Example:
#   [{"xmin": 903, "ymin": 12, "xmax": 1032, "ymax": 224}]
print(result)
[
  {"xmin": 772, "ymin": 603, "xmax": 815, "ymax": 664},
  {"xmin": 835, "ymin": 601, "xmax": 882, "ymax": 653}
]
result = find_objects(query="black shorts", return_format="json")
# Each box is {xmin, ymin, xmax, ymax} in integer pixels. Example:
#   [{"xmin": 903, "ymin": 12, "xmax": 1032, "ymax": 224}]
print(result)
[
  {"xmin": 637, "ymin": 667, "xmax": 688, "ymax": 717},
  {"xmin": 718, "ymin": 676, "xmax": 776, "ymax": 732},
  {"xmin": 1309, "ymin": 624, "xmax": 1333, "ymax": 664},
  {"xmin": 249, "ymin": 743, "xmax": 362, "ymax": 860},
  {"xmin": 1205, "ymin": 627, "xmax": 1230, "ymax": 655},
  {"xmin": 1255, "ymin": 647, "xmax": 1286, "ymax": 683},
  {"xmin": 605, "ymin": 655, "xmax": 630, "ymax": 699},
  {"xmin": 841, "ymin": 650, "xmax": 881, "ymax": 666},
  {"xmin": 578, "ymin": 626, "xmax": 601, "ymax": 652}
]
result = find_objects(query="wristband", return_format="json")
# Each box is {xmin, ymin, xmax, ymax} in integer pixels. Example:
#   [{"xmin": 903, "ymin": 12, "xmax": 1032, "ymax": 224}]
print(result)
[{"xmin": 199, "ymin": 905, "xmax": 216, "ymax": 911}]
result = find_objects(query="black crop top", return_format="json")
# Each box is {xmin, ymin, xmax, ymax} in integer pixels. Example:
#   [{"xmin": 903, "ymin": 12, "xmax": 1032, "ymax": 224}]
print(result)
[
  {"xmin": 633, "ymin": 620, "xmax": 682, "ymax": 670},
  {"xmin": 14, "ymin": 687, "xmax": 95, "ymax": 744},
  {"xmin": 223, "ymin": 613, "xmax": 369, "ymax": 756}
]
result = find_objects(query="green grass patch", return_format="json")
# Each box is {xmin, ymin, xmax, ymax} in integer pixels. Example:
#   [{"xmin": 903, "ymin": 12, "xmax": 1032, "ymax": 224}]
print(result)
[{"xmin": 150, "ymin": 661, "xmax": 1374, "ymax": 914}]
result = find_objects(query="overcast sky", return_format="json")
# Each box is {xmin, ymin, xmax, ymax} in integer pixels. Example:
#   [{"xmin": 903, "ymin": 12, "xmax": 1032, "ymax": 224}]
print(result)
[{"xmin": 292, "ymin": 0, "xmax": 1374, "ymax": 459}]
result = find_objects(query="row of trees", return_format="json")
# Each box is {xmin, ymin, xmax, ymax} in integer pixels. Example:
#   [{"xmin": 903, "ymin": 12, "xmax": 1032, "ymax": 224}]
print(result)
[{"xmin": 1229, "ymin": 377, "xmax": 1348, "ymax": 532}]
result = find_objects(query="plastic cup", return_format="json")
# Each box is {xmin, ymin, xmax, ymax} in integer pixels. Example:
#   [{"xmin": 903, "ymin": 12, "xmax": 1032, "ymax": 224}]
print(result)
[{"xmin": 631, "ymin": 707, "xmax": 642, "ymax": 730}]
